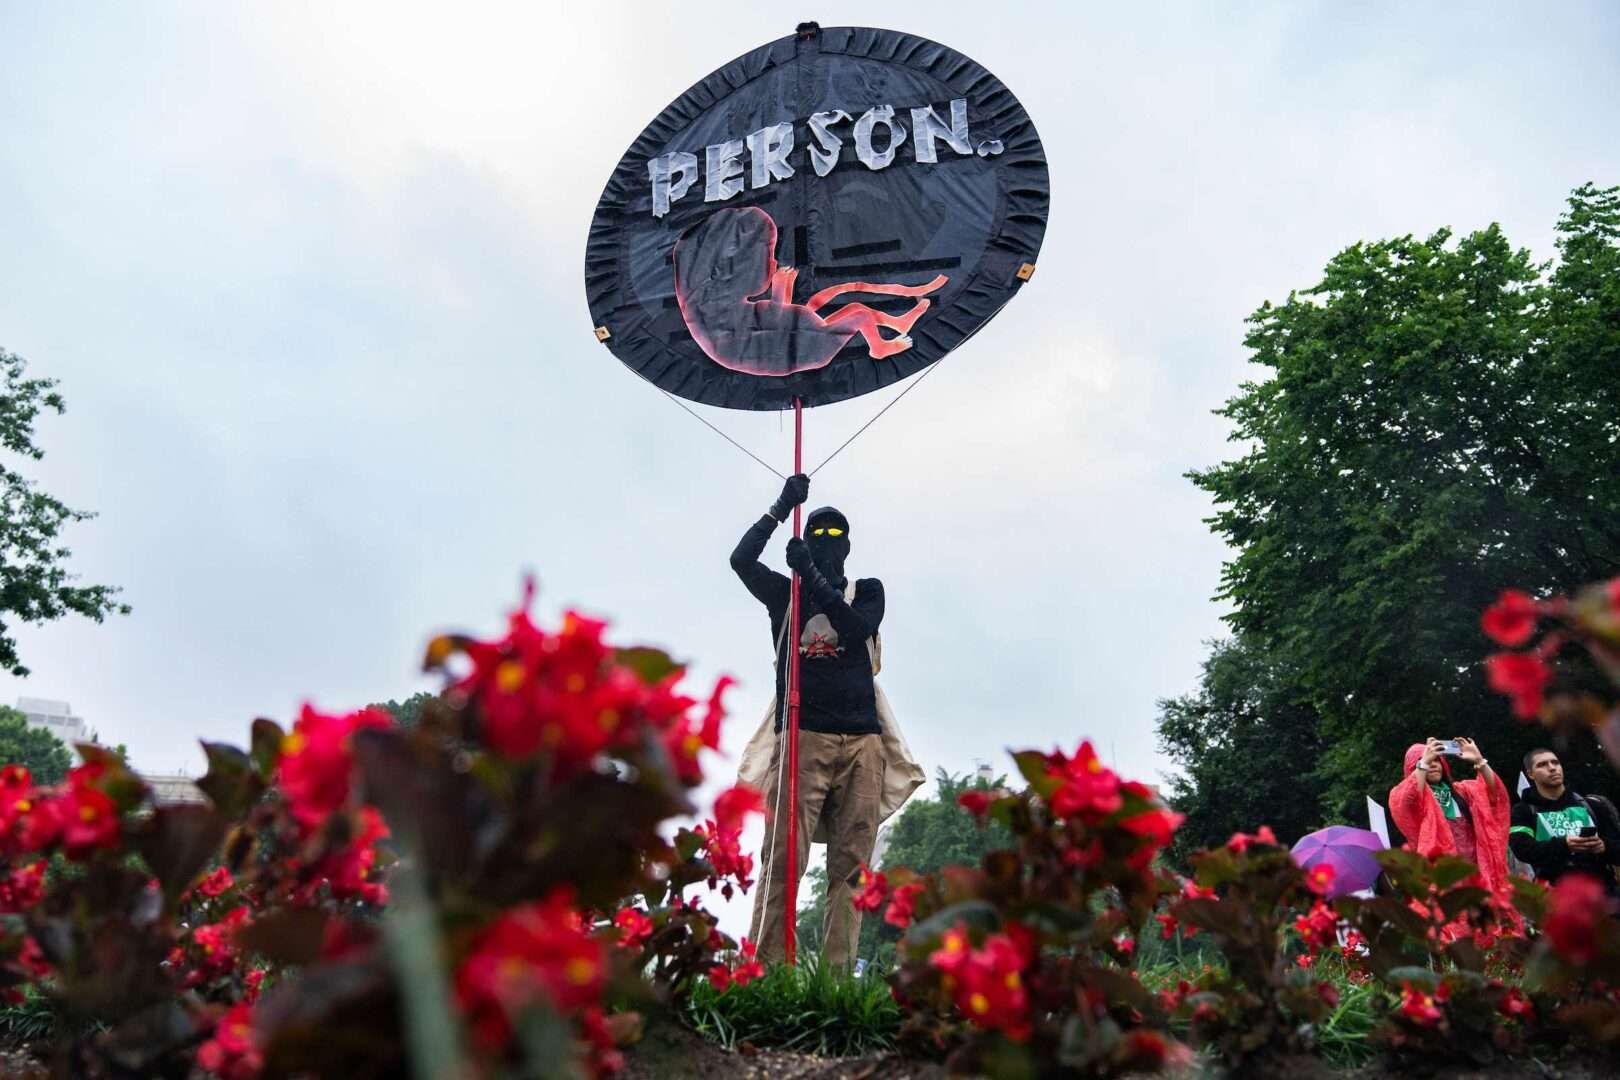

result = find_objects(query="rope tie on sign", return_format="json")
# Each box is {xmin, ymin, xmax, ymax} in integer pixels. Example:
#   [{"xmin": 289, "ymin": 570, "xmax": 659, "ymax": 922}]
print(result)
[{"xmin": 657, "ymin": 295, "xmax": 1010, "ymax": 482}]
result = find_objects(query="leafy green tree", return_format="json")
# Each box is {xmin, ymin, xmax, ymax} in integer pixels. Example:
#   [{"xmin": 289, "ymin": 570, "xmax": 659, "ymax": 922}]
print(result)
[
  {"xmin": 370, "ymin": 691, "xmax": 437, "ymax": 729},
  {"xmin": 0, "ymin": 349, "xmax": 128, "ymax": 676},
  {"xmin": 0, "ymin": 707, "xmax": 71, "ymax": 784},
  {"xmin": 1186, "ymin": 184, "xmax": 1620, "ymax": 819},
  {"xmin": 1156, "ymin": 635, "xmax": 1326, "ymax": 859},
  {"xmin": 796, "ymin": 769, "xmax": 1012, "ymax": 967}
]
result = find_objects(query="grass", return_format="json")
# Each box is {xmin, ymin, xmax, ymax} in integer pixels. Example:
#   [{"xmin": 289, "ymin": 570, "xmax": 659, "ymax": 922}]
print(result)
[{"xmin": 683, "ymin": 956, "xmax": 900, "ymax": 1057}]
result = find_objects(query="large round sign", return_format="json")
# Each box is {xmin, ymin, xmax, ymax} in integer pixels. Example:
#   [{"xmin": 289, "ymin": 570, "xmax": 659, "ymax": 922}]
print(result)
[{"xmin": 584, "ymin": 23, "xmax": 1049, "ymax": 411}]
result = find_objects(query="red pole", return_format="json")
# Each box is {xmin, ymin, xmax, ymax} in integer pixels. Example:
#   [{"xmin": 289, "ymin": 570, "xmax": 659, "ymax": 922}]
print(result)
[{"xmin": 784, "ymin": 397, "xmax": 803, "ymax": 964}]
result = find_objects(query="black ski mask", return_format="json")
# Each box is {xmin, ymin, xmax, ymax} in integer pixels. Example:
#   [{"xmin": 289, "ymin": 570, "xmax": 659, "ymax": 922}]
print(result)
[{"xmin": 804, "ymin": 506, "xmax": 851, "ymax": 583}]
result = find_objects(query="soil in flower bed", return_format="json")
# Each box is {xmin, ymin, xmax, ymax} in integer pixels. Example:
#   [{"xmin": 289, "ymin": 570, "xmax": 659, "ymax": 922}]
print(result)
[{"xmin": 621, "ymin": 1018, "xmax": 946, "ymax": 1080}]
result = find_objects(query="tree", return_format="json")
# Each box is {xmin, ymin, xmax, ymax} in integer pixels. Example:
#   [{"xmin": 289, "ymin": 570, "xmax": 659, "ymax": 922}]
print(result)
[
  {"xmin": 1156, "ymin": 635, "xmax": 1327, "ymax": 859},
  {"xmin": 0, "ymin": 349, "xmax": 127, "ymax": 676},
  {"xmin": 0, "ymin": 707, "xmax": 72, "ymax": 785},
  {"xmin": 1184, "ymin": 184, "xmax": 1620, "ymax": 820},
  {"xmin": 796, "ymin": 769, "xmax": 1012, "ymax": 967},
  {"xmin": 370, "ymin": 691, "xmax": 437, "ymax": 729}
]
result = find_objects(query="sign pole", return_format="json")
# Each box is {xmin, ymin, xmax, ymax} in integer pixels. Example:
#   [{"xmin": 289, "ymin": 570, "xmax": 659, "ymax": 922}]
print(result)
[{"xmin": 784, "ymin": 396, "xmax": 803, "ymax": 964}]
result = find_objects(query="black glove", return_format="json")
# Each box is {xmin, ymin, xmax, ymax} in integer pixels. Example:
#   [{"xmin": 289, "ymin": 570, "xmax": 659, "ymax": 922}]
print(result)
[
  {"xmin": 768, "ymin": 474, "xmax": 810, "ymax": 522},
  {"xmin": 785, "ymin": 536, "xmax": 817, "ymax": 577}
]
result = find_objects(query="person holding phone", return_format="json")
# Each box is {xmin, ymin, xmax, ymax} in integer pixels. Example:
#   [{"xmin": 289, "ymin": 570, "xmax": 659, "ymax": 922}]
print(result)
[
  {"xmin": 1509, "ymin": 748, "xmax": 1620, "ymax": 895},
  {"xmin": 1388, "ymin": 736, "xmax": 1513, "ymax": 895}
]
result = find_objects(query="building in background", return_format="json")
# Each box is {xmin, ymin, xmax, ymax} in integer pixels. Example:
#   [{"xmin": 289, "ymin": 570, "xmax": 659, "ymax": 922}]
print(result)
[
  {"xmin": 142, "ymin": 772, "xmax": 206, "ymax": 806},
  {"xmin": 16, "ymin": 697, "xmax": 90, "ymax": 746},
  {"xmin": 14, "ymin": 697, "xmax": 203, "ymax": 806}
]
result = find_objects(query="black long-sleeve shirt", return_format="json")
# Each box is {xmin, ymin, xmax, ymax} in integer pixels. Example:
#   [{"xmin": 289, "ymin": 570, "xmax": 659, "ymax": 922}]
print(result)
[
  {"xmin": 1509, "ymin": 787, "xmax": 1620, "ymax": 890},
  {"xmin": 729, "ymin": 514, "xmax": 884, "ymax": 735}
]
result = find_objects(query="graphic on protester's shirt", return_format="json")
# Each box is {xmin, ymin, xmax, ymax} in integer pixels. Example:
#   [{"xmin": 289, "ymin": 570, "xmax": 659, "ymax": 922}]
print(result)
[
  {"xmin": 1534, "ymin": 806, "xmax": 1594, "ymax": 840},
  {"xmin": 800, "ymin": 614, "xmax": 842, "ymax": 659}
]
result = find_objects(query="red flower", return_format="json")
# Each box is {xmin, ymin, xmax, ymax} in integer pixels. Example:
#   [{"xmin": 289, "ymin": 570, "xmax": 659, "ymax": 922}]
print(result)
[
  {"xmin": 1317, "ymin": 981, "xmax": 1341, "ymax": 1008},
  {"xmin": 851, "ymin": 865, "xmax": 888, "ymax": 914},
  {"xmin": 952, "ymin": 932, "xmax": 1031, "ymax": 1041},
  {"xmin": 299, "ymin": 805, "xmax": 390, "ymax": 905},
  {"xmin": 277, "ymin": 705, "xmax": 391, "ymax": 831},
  {"xmin": 1047, "ymin": 741, "xmax": 1122, "ymax": 821},
  {"xmin": 1545, "ymin": 873, "xmax": 1608, "ymax": 964},
  {"xmin": 708, "ymin": 963, "xmax": 732, "ymax": 991},
  {"xmin": 928, "ymin": 922, "xmax": 972, "ymax": 974},
  {"xmin": 692, "ymin": 815, "xmax": 756, "ymax": 898},
  {"xmin": 1482, "ymin": 590, "xmax": 1540, "ymax": 646},
  {"xmin": 61, "ymin": 784, "xmax": 120, "ymax": 858},
  {"xmin": 1293, "ymin": 900, "xmax": 1338, "ymax": 952},
  {"xmin": 1120, "ymin": 806, "xmax": 1184, "ymax": 868},
  {"xmin": 732, "ymin": 938, "xmax": 764, "ymax": 987},
  {"xmin": 1486, "ymin": 652, "xmax": 1553, "ymax": 720},
  {"xmin": 1114, "ymin": 933, "xmax": 1136, "ymax": 956},
  {"xmin": 663, "ymin": 676, "xmax": 734, "ymax": 785},
  {"xmin": 884, "ymin": 882, "xmax": 924, "ymax": 930},
  {"xmin": 196, "ymin": 1002, "xmax": 261, "ymax": 1080},
  {"xmin": 957, "ymin": 790, "xmax": 993, "ymax": 819},
  {"xmin": 243, "ymin": 968, "xmax": 266, "ymax": 1003},
  {"xmin": 0, "ymin": 861, "xmax": 45, "ymax": 913},
  {"xmin": 455, "ymin": 889, "xmax": 604, "ymax": 1048},
  {"xmin": 1117, "ymin": 1028, "xmax": 1192, "ymax": 1070},
  {"xmin": 613, "ymin": 907, "xmax": 653, "ymax": 950},
  {"xmin": 1398, "ymin": 982, "xmax": 1444, "ymax": 1026},
  {"xmin": 1155, "ymin": 912, "xmax": 1180, "ymax": 940},
  {"xmin": 1181, "ymin": 879, "xmax": 1216, "ymax": 902},
  {"xmin": 1303, "ymin": 863, "xmax": 1337, "ymax": 897},
  {"xmin": 1226, "ymin": 824, "xmax": 1279, "ymax": 853},
  {"xmin": 1606, "ymin": 577, "xmax": 1620, "ymax": 615},
  {"xmin": 196, "ymin": 866, "xmax": 234, "ymax": 899},
  {"xmin": 190, "ymin": 906, "xmax": 253, "ymax": 984},
  {"xmin": 711, "ymin": 784, "xmax": 765, "ymax": 833},
  {"xmin": 1498, "ymin": 987, "xmax": 1534, "ymax": 1020}
]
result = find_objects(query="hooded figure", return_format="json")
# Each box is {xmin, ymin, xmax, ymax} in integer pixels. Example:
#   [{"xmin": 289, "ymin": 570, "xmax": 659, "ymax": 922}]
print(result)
[
  {"xmin": 729, "ymin": 475, "xmax": 924, "ymax": 969},
  {"xmin": 1388, "ymin": 740, "xmax": 1512, "ymax": 897}
]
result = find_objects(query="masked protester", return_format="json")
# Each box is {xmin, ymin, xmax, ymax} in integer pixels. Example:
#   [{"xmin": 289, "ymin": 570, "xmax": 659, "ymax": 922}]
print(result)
[
  {"xmin": 1388, "ymin": 737, "xmax": 1512, "ymax": 896},
  {"xmin": 1510, "ymin": 747, "xmax": 1620, "ymax": 896},
  {"xmin": 730, "ymin": 473, "xmax": 923, "ymax": 968}
]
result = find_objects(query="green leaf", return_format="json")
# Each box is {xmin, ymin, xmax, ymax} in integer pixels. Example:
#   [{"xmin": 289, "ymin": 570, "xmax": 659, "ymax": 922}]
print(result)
[
  {"xmin": 1385, "ymin": 966, "xmax": 1440, "ymax": 987},
  {"xmin": 1010, "ymin": 750, "xmax": 1059, "ymax": 799},
  {"xmin": 133, "ymin": 804, "xmax": 226, "ymax": 906},
  {"xmin": 196, "ymin": 740, "xmax": 264, "ymax": 820},
  {"xmin": 904, "ymin": 899, "xmax": 1000, "ymax": 943},
  {"xmin": 249, "ymin": 718, "xmax": 284, "ymax": 780},
  {"xmin": 615, "ymin": 646, "xmax": 685, "ymax": 686}
]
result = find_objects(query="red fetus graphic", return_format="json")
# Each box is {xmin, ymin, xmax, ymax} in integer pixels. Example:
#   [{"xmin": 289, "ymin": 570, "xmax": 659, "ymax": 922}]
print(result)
[{"xmin": 672, "ymin": 207, "xmax": 947, "ymax": 376}]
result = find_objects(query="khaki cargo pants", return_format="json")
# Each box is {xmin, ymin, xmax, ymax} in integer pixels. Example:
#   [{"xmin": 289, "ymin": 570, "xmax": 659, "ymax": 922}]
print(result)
[{"xmin": 748, "ymin": 730, "xmax": 884, "ymax": 969}]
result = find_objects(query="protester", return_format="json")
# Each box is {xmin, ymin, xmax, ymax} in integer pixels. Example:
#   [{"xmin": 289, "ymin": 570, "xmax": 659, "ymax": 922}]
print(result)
[
  {"xmin": 732, "ymin": 473, "xmax": 924, "ymax": 967},
  {"xmin": 1388, "ymin": 737, "xmax": 1512, "ymax": 894},
  {"xmin": 1509, "ymin": 747, "xmax": 1620, "ymax": 895}
]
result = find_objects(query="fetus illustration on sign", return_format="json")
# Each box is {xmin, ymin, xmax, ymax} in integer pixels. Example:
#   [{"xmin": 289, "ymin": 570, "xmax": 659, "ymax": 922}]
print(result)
[{"xmin": 672, "ymin": 207, "xmax": 947, "ymax": 377}]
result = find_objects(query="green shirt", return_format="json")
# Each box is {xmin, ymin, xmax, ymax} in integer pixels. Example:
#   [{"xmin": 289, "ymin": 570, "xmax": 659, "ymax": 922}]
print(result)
[
  {"xmin": 1514, "ymin": 804, "xmax": 1594, "ymax": 841},
  {"xmin": 1429, "ymin": 782, "xmax": 1460, "ymax": 821}
]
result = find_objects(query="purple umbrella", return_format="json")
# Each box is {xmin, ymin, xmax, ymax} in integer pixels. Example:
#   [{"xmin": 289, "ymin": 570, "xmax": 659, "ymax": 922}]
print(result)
[{"xmin": 1291, "ymin": 825, "xmax": 1387, "ymax": 897}]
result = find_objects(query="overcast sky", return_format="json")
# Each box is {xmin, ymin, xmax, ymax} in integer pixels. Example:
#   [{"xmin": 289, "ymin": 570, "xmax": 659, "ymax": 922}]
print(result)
[{"xmin": 2, "ymin": 3, "xmax": 1618, "ymax": 933}]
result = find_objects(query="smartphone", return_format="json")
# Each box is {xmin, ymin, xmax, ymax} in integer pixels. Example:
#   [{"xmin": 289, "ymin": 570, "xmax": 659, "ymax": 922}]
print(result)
[
  {"xmin": 1436, "ymin": 740, "xmax": 1462, "ymax": 756},
  {"xmin": 1580, "ymin": 826, "xmax": 1598, "ymax": 838}
]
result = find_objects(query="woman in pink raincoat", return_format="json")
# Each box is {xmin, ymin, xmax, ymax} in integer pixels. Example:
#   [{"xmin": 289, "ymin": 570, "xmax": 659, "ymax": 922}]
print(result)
[{"xmin": 1388, "ymin": 737, "xmax": 1512, "ymax": 895}]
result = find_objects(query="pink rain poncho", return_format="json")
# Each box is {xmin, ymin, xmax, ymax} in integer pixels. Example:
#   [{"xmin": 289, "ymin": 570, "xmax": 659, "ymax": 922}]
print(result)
[{"xmin": 1388, "ymin": 743, "xmax": 1513, "ymax": 896}]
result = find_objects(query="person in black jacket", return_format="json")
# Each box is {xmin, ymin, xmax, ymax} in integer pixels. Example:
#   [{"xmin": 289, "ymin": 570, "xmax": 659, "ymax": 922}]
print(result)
[
  {"xmin": 1509, "ymin": 747, "xmax": 1620, "ymax": 895},
  {"xmin": 731, "ymin": 473, "xmax": 885, "ymax": 968}
]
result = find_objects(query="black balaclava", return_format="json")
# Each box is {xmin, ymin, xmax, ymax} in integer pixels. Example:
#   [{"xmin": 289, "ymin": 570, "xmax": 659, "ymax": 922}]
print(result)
[{"xmin": 804, "ymin": 506, "xmax": 851, "ymax": 583}]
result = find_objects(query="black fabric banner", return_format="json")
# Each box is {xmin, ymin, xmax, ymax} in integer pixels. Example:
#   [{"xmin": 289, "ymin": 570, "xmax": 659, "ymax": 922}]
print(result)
[{"xmin": 584, "ymin": 24, "xmax": 1050, "ymax": 411}]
